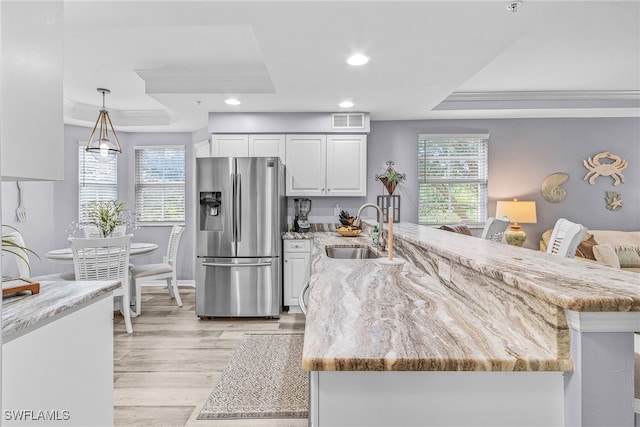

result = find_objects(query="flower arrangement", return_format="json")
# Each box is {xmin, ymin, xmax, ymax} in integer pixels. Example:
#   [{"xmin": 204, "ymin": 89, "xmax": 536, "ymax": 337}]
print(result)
[
  {"xmin": 375, "ymin": 160, "xmax": 406, "ymax": 195},
  {"xmin": 86, "ymin": 200, "xmax": 135, "ymax": 238}
]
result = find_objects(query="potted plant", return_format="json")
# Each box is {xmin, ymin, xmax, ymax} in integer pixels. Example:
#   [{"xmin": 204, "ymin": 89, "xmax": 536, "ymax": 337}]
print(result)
[
  {"xmin": 2, "ymin": 225, "xmax": 39, "ymax": 271},
  {"xmin": 87, "ymin": 200, "xmax": 129, "ymax": 238},
  {"xmin": 375, "ymin": 160, "xmax": 406, "ymax": 195}
]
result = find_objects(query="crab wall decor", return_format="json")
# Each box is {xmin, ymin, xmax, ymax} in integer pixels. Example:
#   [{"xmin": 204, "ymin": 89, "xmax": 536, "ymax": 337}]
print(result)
[{"xmin": 583, "ymin": 151, "xmax": 628, "ymax": 186}]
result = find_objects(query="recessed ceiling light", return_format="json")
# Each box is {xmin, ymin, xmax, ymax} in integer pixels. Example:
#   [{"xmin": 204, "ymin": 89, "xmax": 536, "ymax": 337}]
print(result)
[
  {"xmin": 346, "ymin": 54, "xmax": 369, "ymax": 66},
  {"xmin": 225, "ymin": 98, "xmax": 241, "ymax": 106},
  {"xmin": 339, "ymin": 101, "xmax": 354, "ymax": 108}
]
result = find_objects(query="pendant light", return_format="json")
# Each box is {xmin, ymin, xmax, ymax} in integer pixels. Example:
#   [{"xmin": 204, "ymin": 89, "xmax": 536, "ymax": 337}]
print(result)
[{"xmin": 85, "ymin": 88, "xmax": 121, "ymax": 162}]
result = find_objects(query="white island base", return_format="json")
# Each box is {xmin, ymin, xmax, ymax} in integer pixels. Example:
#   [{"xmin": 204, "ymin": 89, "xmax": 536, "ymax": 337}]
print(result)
[
  {"xmin": 309, "ymin": 370, "xmax": 564, "ymax": 427},
  {"xmin": 2, "ymin": 295, "xmax": 114, "ymax": 426}
]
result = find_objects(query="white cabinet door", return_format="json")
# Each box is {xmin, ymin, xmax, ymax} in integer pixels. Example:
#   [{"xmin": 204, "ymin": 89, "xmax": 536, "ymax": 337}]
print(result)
[
  {"xmin": 211, "ymin": 134, "xmax": 249, "ymax": 157},
  {"xmin": 283, "ymin": 242, "xmax": 311, "ymax": 308},
  {"xmin": 1, "ymin": 1, "xmax": 64, "ymax": 180},
  {"xmin": 326, "ymin": 134, "xmax": 367, "ymax": 196},
  {"xmin": 194, "ymin": 139, "xmax": 211, "ymax": 157},
  {"xmin": 249, "ymin": 134, "xmax": 286, "ymax": 163},
  {"xmin": 285, "ymin": 134, "xmax": 327, "ymax": 196}
]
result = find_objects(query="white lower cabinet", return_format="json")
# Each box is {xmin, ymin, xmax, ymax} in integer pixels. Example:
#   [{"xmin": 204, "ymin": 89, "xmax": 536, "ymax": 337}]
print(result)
[
  {"xmin": 283, "ymin": 239, "xmax": 311, "ymax": 313},
  {"xmin": 2, "ymin": 296, "xmax": 114, "ymax": 426}
]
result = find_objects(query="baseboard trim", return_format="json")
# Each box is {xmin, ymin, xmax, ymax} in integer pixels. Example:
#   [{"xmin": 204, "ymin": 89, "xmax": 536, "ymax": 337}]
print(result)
[{"xmin": 141, "ymin": 279, "xmax": 195, "ymax": 288}]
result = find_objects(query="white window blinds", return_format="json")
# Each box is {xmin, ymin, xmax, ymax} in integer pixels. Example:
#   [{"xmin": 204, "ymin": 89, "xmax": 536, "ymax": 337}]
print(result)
[
  {"xmin": 135, "ymin": 146, "xmax": 185, "ymax": 224},
  {"xmin": 78, "ymin": 145, "xmax": 118, "ymax": 223},
  {"xmin": 418, "ymin": 135, "xmax": 488, "ymax": 225}
]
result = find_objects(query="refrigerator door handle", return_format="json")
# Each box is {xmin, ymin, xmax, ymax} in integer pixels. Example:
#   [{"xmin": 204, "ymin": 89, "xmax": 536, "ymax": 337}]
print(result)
[
  {"xmin": 236, "ymin": 173, "xmax": 242, "ymax": 242},
  {"xmin": 231, "ymin": 171, "xmax": 237, "ymax": 244},
  {"xmin": 202, "ymin": 262, "xmax": 272, "ymax": 268}
]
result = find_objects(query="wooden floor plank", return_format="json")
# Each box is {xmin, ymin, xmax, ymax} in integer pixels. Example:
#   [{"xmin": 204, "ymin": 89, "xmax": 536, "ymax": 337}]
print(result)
[{"xmin": 114, "ymin": 286, "xmax": 307, "ymax": 426}]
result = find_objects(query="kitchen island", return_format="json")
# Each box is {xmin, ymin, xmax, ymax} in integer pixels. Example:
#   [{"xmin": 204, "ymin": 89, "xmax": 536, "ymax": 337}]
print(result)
[
  {"xmin": 2, "ymin": 280, "xmax": 119, "ymax": 426},
  {"xmin": 302, "ymin": 223, "xmax": 640, "ymax": 426}
]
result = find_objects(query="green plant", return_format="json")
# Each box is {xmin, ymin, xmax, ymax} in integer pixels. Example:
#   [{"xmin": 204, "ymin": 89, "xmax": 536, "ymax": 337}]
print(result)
[
  {"xmin": 87, "ymin": 200, "xmax": 128, "ymax": 238},
  {"xmin": 1, "ymin": 225, "xmax": 39, "ymax": 270},
  {"xmin": 375, "ymin": 160, "xmax": 406, "ymax": 195}
]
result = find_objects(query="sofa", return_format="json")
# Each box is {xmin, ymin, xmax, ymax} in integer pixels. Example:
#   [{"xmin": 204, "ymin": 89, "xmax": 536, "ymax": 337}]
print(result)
[{"xmin": 540, "ymin": 229, "xmax": 640, "ymax": 273}]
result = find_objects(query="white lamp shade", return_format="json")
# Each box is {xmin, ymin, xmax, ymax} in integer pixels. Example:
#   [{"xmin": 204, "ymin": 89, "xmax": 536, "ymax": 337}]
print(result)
[{"xmin": 495, "ymin": 200, "xmax": 537, "ymax": 224}]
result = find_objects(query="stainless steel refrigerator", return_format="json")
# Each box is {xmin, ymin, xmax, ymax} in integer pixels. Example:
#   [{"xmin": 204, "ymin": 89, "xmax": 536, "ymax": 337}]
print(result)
[{"xmin": 196, "ymin": 157, "xmax": 286, "ymax": 317}]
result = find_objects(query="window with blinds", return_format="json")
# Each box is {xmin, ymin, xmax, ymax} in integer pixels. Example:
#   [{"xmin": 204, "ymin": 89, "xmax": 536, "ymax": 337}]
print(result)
[
  {"xmin": 135, "ymin": 146, "xmax": 185, "ymax": 224},
  {"xmin": 78, "ymin": 145, "xmax": 118, "ymax": 223},
  {"xmin": 418, "ymin": 135, "xmax": 488, "ymax": 225}
]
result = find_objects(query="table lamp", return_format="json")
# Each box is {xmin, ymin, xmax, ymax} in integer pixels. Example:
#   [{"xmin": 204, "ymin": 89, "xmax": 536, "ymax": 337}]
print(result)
[{"xmin": 495, "ymin": 199, "xmax": 537, "ymax": 246}]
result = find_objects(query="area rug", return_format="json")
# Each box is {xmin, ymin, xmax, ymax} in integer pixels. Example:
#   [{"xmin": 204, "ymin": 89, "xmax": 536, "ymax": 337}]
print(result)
[{"xmin": 198, "ymin": 333, "xmax": 308, "ymax": 419}]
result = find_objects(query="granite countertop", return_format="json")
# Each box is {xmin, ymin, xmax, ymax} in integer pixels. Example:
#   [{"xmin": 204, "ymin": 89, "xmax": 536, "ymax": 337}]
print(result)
[
  {"xmin": 2, "ymin": 280, "xmax": 120, "ymax": 341},
  {"xmin": 302, "ymin": 224, "xmax": 640, "ymax": 373},
  {"xmin": 391, "ymin": 222, "xmax": 640, "ymax": 312}
]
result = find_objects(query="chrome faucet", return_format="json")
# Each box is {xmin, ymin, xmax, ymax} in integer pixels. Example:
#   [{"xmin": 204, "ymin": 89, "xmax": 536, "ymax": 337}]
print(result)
[{"xmin": 354, "ymin": 203, "xmax": 386, "ymax": 250}]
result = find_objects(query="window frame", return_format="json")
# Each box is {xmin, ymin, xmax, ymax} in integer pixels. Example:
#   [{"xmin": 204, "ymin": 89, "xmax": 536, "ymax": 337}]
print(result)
[
  {"xmin": 134, "ymin": 145, "xmax": 186, "ymax": 226},
  {"xmin": 78, "ymin": 142, "xmax": 118, "ymax": 224},
  {"xmin": 418, "ymin": 134, "xmax": 489, "ymax": 227}
]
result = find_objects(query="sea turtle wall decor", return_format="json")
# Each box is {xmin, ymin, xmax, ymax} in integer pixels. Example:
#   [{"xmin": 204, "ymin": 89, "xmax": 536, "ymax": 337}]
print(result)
[
  {"xmin": 605, "ymin": 191, "xmax": 623, "ymax": 211},
  {"xmin": 541, "ymin": 173, "xmax": 569, "ymax": 203},
  {"xmin": 583, "ymin": 151, "xmax": 628, "ymax": 186}
]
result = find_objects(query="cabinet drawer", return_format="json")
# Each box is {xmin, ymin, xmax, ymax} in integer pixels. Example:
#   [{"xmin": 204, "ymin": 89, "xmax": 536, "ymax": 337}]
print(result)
[{"xmin": 283, "ymin": 239, "xmax": 311, "ymax": 253}]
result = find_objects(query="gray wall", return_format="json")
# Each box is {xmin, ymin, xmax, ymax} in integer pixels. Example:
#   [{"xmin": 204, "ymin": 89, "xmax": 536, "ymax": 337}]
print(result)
[
  {"xmin": 364, "ymin": 118, "xmax": 640, "ymax": 248},
  {"xmin": 2, "ymin": 117, "xmax": 638, "ymax": 278},
  {"xmin": 1, "ymin": 125, "xmax": 196, "ymax": 278}
]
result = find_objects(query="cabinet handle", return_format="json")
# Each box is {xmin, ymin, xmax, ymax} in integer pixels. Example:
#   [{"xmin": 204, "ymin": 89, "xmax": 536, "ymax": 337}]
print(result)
[{"xmin": 284, "ymin": 260, "xmax": 288, "ymax": 263}]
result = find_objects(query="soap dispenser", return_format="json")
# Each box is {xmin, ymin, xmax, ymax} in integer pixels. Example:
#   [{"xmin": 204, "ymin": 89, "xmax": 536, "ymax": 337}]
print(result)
[{"xmin": 372, "ymin": 225, "xmax": 379, "ymax": 246}]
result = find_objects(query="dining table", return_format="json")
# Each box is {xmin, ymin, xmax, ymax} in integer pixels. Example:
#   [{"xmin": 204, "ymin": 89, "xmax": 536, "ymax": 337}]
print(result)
[
  {"xmin": 45, "ymin": 242, "xmax": 159, "ymax": 317},
  {"xmin": 45, "ymin": 242, "xmax": 159, "ymax": 264}
]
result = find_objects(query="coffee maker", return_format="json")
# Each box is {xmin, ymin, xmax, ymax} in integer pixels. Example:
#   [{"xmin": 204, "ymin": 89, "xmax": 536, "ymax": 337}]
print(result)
[{"xmin": 293, "ymin": 198, "xmax": 311, "ymax": 232}]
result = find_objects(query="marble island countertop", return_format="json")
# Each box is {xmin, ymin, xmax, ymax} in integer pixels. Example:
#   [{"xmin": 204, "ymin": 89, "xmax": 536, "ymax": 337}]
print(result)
[
  {"xmin": 2, "ymin": 280, "xmax": 120, "ymax": 342},
  {"xmin": 391, "ymin": 222, "xmax": 640, "ymax": 312},
  {"xmin": 301, "ymin": 223, "xmax": 640, "ymax": 373}
]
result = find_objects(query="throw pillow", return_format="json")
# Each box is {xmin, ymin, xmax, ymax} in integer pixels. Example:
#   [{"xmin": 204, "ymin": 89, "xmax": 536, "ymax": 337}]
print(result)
[
  {"xmin": 593, "ymin": 243, "xmax": 621, "ymax": 268},
  {"xmin": 615, "ymin": 246, "xmax": 640, "ymax": 268},
  {"xmin": 439, "ymin": 223, "xmax": 472, "ymax": 236},
  {"xmin": 575, "ymin": 234, "xmax": 597, "ymax": 260}
]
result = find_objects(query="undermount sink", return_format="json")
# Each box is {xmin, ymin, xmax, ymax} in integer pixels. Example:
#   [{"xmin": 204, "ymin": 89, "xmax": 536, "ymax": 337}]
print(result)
[{"xmin": 325, "ymin": 245, "xmax": 379, "ymax": 259}]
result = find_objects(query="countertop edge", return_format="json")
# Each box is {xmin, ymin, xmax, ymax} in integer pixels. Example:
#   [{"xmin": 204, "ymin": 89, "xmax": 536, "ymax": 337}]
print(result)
[{"xmin": 2, "ymin": 280, "xmax": 120, "ymax": 341}]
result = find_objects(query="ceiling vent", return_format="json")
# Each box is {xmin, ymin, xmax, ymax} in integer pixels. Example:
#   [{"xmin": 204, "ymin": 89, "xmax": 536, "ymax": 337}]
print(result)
[{"xmin": 332, "ymin": 113, "xmax": 365, "ymax": 129}]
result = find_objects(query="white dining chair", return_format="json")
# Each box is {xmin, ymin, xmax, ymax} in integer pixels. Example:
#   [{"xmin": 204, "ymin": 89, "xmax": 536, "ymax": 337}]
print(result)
[
  {"xmin": 83, "ymin": 224, "xmax": 126, "ymax": 238},
  {"xmin": 546, "ymin": 218, "xmax": 588, "ymax": 258},
  {"xmin": 129, "ymin": 225, "xmax": 185, "ymax": 315},
  {"xmin": 82, "ymin": 225, "xmax": 101, "ymax": 238},
  {"xmin": 111, "ymin": 225, "xmax": 127, "ymax": 237},
  {"xmin": 481, "ymin": 217, "xmax": 511, "ymax": 242},
  {"xmin": 71, "ymin": 234, "xmax": 134, "ymax": 333}
]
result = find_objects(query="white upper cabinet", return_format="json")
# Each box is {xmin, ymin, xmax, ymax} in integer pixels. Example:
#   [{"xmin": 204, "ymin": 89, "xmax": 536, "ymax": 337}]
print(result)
[
  {"xmin": 325, "ymin": 135, "xmax": 367, "ymax": 197},
  {"xmin": 211, "ymin": 135, "xmax": 249, "ymax": 157},
  {"xmin": 249, "ymin": 134, "xmax": 285, "ymax": 163},
  {"xmin": 193, "ymin": 140, "xmax": 211, "ymax": 158},
  {"xmin": 286, "ymin": 134, "xmax": 366, "ymax": 197},
  {"xmin": 210, "ymin": 134, "xmax": 285, "ymax": 162},
  {"xmin": 1, "ymin": 1, "xmax": 64, "ymax": 181},
  {"xmin": 285, "ymin": 135, "xmax": 326, "ymax": 196}
]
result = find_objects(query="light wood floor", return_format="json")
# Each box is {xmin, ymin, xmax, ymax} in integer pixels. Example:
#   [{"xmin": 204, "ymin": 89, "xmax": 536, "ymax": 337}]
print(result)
[{"xmin": 114, "ymin": 286, "xmax": 307, "ymax": 427}]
